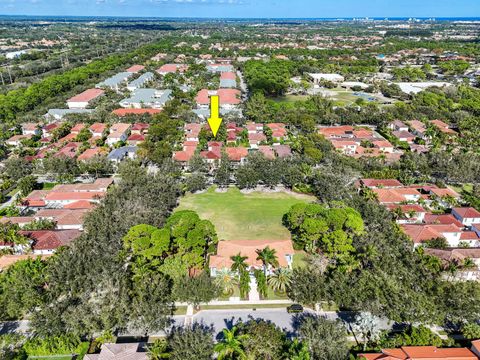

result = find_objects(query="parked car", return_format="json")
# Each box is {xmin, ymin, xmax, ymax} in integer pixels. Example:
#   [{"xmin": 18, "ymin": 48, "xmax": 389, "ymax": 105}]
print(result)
[{"xmin": 287, "ymin": 304, "xmax": 304, "ymax": 313}]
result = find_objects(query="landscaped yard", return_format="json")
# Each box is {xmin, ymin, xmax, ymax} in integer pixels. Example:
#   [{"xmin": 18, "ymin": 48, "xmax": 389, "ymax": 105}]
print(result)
[{"xmin": 176, "ymin": 187, "xmax": 315, "ymax": 241}]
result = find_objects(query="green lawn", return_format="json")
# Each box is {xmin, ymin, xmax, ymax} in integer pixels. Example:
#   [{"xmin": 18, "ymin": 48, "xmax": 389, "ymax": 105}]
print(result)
[{"xmin": 177, "ymin": 187, "xmax": 314, "ymax": 241}]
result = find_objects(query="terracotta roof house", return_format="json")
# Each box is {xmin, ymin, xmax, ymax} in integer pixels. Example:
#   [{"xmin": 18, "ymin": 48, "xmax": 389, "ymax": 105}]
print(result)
[
  {"xmin": 131, "ymin": 123, "xmax": 150, "ymax": 135},
  {"xmin": 84, "ymin": 343, "xmax": 147, "ymax": 360},
  {"xmin": 173, "ymin": 149, "xmax": 196, "ymax": 164},
  {"xmin": 359, "ymin": 346, "xmax": 478, "ymax": 360},
  {"xmin": 452, "ymin": 207, "xmax": 480, "ymax": 226},
  {"xmin": 5, "ymin": 134, "xmax": 32, "ymax": 147},
  {"xmin": 156, "ymin": 64, "xmax": 188, "ymax": 75},
  {"xmin": 389, "ymin": 120, "xmax": 409, "ymax": 132},
  {"xmin": 424, "ymin": 214, "xmax": 463, "ymax": 228},
  {"xmin": 71, "ymin": 123, "xmax": 85, "ymax": 134},
  {"xmin": 209, "ymin": 239, "xmax": 294, "ymax": 276},
  {"xmin": 258, "ymin": 145, "xmax": 275, "ymax": 160},
  {"xmin": 53, "ymin": 142, "xmax": 81, "ymax": 159},
  {"xmin": 393, "ymin": 130, "xmax": 415, "ymax": 143},
  {"xmin": 126, "ymin": 134, "xmax": 144, "ymax": 145},
  {"xmin": 319, "ymin": 125, "xmax": 354, "ymax": 138},
  {"xmin": 126, "ymin": 65, "xmax": 145, "ymax": 73},
  {"xmin": 273, "ymin": 144, "xmax": 292, "ymax": 158},
  {"xmin": 401, "ymin": 224, "xmax": 462, "ymax": 247},
  {"xmin": 431, "ymin": 120, "xmax": 457, "ymax": 135},
  {"xmin": 22, "ymin": 123, "xmax": 41, "ymax": 136},
  {"xmin": 112, "ymin": 108, "xmax": 161, "ymax": 117},
  {"xmin": 77, "ymin": 148, "xmax": 106, "ymax": 161},
  {"xmin": 35, "ymin": 209, "xmax": 89, "ymax": 230},
  {"xmin": 20, "ymin": 230, "xmax": 81, "ymax": 254},
  {"xmin": 67, "ymin": 89, "xmax": 104, "ymax": 109},
  {"xmin": 372, "ymin": 188, "xmax": 421, "ymax": 204},
  {"xmin": 226, "ymin": 147, "xmax": 248, "ymax": 163},
  {"xmin": 195, "ymin": 89, "xmax": 241, "ymax": 107},
  {"xmin": 89, "ymin": 123, "xmax": 108, "ymax": 137}
]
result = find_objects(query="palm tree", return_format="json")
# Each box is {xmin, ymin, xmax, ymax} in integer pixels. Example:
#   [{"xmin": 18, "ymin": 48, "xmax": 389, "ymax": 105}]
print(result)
[
  {"xmin": 230, "ymin": 253, "xmax": 248, "ymax": 274},
  {"xmin": 268, "ymin": 268, "xmax": 292, "ymax": 294},
  {"xmin": 214, "ymin": 326, "xmax": 248, "ymax": 360},
  {"xmin": 256, "ymin": 246, "xmax": 279, "ymax": 276},
  {"xmin": 214, "ymin": 269, "xmax": 239, "ymax": 296}
]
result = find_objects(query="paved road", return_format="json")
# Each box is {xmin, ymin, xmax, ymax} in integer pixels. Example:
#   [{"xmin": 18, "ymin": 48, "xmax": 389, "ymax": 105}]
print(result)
[{"xmin": 0, "ymin": 309, "xmax": 392, "ymax": 339}]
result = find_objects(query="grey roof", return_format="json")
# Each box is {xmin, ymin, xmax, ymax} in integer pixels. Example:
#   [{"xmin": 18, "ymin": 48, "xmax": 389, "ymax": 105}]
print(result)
[
  {"xmin": 96, "ymin": 72, "xmax": 132, "ymax": 89},
  {"xmin": 220, "ymin": 79, "xmax": 237, "ymax": 88},
  {"xmin": 46, "ymin": 109, "xmax": 94, "ymax": 119},
  {"xmin": 127, "ymin": 72, "xmax": 155, "ymax": 90},
  {"xmin": 107, "ymin": 146, "xmax": 138, "ymax": 161},
  {"xmin": 193, "ymin": 108, "xmax": 243, "ymax": 118},
  {"xmin": 119, "ymin": 89, "xmax": 172, "ymax": 108},
  {"xmin": 207, "ymin": 64, "xmax": 234, "ymax": 73}
]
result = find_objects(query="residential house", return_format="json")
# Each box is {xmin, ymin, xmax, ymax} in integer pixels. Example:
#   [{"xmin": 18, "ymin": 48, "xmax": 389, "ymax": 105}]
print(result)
[
  {"xmin": 126, "ymin": 65, "xmax": 145, "ymax": 73},
  {"xmin": 452, "ymin": 207, "xmax": 480, "ymax": 227},
  {"xmin": 359, "ymin": 179, "xmax": 404, "ymax": 189},
  {"xmin": 401, "ymin": 223, "xmax": 462, "ymax": 247},
  {"xmin": 6, "ymin": 134, "xmax": 31, "ymax": 147},
  {"xmin": 89, "ymin": 123, "xmax": 108, "ymax": 138},
  {"xmin": 359, "ymin": 346, "xmax": 478, "ymax": 360},
  {"xmin": 22, "ymin": 123, "xmax": 41, "ymax": 136},
  {"xmin": 96, "ymin": 72, "xmax": 132, "ymax": 91},
  {"xmin": 389, "ymin": 120, "xmax": 409, "ymax": 132},
  {"xmin": 119, "ymin": 89, "xmax": 172, "ymax": 109},
  {"xmin": 106, "ymin": 123, "xmax": 131, "ymax": 146},
  {"xmin": 195, "ymin": 89, "xmax": 241, "ymax": 109},
  {"xmin": 112, "ymin": 108, "xmax": 162, "ymax": 117},
  {"xmin": 425, "ymin": 248, "xmax": 480, "ymax": 280},
  {"xmin": 393, "ymin": 130, "xmax": 415, "ymax": 143},
  {"xmin": 107, "ymin": 146, "xmax": 138, "ymax": 163},
  {"xmin": 127, "ymin": 72, "xmax": 155, "ymax": 91},
  {"xmin": 84, "ymin": 343, "xmax": 147, "ymax": 360},
  {"xmin": 220, "ymin": 71, "xmax": 237, "ymax": 88},
  {"xmin": 67, "ymin": 88, "xmax": 104, "ymax": 109},
  {"xmin": 226, "ymin": 147, "xmax": 248, "ymax": 165},
  {"xmin": 156, "ymin": 64, "xmax": 188, "ymax": 75},
  {"xmin": 209, "ymin": 239, "xmax": 294, "ymax": 276},
  {"xmin": 20, "ymin": 230, "xmax": 81, "ymax": 255},
  {"xmin": 35, "ymin": 209, "xmax": 88, "ymax": 230}
]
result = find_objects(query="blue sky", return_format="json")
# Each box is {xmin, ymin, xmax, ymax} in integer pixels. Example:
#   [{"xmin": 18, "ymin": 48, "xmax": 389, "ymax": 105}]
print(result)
[{"xmin": 1, "ymin": 0, "xmax": 479, "ymax": 18}]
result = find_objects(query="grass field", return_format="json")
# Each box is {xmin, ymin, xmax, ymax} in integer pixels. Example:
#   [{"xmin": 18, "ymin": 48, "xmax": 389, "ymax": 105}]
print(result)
[{"xmin": 176, "ymin": 187, "xmax": 315, "ymax": 241}]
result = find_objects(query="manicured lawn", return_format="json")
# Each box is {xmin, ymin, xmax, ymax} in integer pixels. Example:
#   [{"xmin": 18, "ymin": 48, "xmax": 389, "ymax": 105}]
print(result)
[
  {"xmin": 177, "ymin": 187, "xmax": 315, "ymax": 241},
  {"xmin": 271, "ymin": 94, "xmax": 310, "ymax": 103}
]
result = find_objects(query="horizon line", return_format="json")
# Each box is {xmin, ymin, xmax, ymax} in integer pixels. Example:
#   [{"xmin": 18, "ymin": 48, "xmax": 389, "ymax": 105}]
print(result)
[{"xmin": 1, "ymin": 14, "xmax": 480, "ymax": 20}]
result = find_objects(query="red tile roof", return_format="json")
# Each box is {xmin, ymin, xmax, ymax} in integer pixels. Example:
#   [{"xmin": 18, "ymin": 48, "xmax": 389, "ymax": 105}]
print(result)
[
  {"xmin": 424, "ymin": 214, "xmax": 463, "ymax": 227},
  {"xmin": 67, "ymin": 89, "xmax": 104, "ymax": 103},
  {"xmin": 226, "ymin": 147, "xmax": 248, "ymax": 161},
  {"xmin": 126, "ymin": 65, "xmax": 145, "ymax": 73},
  {"xmin": 112, "ymin": 108, "xmax": 161, "ymax": 116},
  {"xmin": 157, "ymin": 64, "xmax": 188, "ymax": 73},
  {"xmin": 210, "ymin": 239, "xmax": 294, "ymax": 270},
  {"xmin": 195, "ymin": 89, "xmax": 241, "ymax": 105},
  {"xmin": 359, "ymin": 346, "xmax": 477, "ymax": 360},
  {"xmin": 220, "ymin": 71, "xmax": 236, "ymax": 80},
  {"xmin": 20, "ymin": 230, "xmax": 81, "ymax": 251},
  {"xmin": 453, "ymin": 207, "xmax": 480, "ymax": 219}
]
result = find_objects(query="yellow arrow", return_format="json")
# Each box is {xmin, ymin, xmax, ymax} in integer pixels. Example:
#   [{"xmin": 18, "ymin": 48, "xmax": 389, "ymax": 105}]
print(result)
[{"xmin": 208, "ymin": 95, "xmax": 222, "ymax": 137}]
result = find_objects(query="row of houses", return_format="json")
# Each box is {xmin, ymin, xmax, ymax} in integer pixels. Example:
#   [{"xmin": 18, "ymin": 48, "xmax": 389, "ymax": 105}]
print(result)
[
  {"xmin": 358, "ymin": 178, "xmax": 480, "ymax": 279},
  {"xmin": 173, "ymin": 122, "xmax": 291, "ymax": 167},
  {"xmin": 319, "ymin": 125, "xmax": 403, "ymax": 162},
  {"xmin": 0, "ymin": 178, "xmax": 113, "ymax": 258},
  {"xmin": 8, "ymin": 121, "xmax": 148, "ymax": 163}
]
